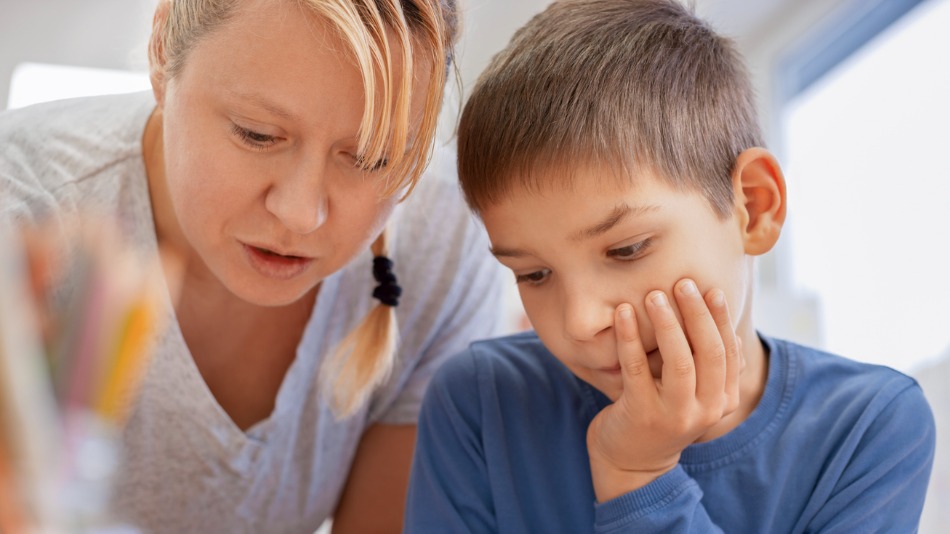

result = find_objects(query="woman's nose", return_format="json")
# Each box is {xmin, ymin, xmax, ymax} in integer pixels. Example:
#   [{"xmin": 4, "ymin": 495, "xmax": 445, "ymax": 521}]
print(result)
[{"xmin": 264, "ymin": 155, "xmax": 330, "ymax": 235}]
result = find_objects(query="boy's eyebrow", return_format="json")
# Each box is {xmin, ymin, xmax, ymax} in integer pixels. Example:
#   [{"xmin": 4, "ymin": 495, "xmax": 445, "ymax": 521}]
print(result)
[
  {"xmin": 490, "ymin": 245, "xmax": 528, "ymax": 259},
  {"xmin": 490, "ymin": 203, "xmax": 660, "ymax": 259},
  {"xmin": 571, "ymin": 203, "xmax": 659, "ymax": 241}
]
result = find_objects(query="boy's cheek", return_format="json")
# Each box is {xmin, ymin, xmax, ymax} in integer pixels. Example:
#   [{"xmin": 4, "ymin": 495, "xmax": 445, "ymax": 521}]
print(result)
[{"xmin": 626, "ymin": 278, "xmax": 717, "ymax": 344}]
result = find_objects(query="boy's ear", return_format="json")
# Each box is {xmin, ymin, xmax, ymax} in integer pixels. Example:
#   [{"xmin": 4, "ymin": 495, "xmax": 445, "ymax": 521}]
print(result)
[{"xmin": 731, "ymin": 147, "xmax": 787, "ymax": 256}]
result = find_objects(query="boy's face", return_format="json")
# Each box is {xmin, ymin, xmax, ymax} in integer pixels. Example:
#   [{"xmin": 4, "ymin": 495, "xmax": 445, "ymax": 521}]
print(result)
[{"xmin": 480, "ymin": 167, "xmax": 752, "ymax": 401}]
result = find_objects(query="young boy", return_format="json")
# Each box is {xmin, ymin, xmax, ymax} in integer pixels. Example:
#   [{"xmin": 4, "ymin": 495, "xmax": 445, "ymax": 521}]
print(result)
[{"xmin": 404, "ymin": 0, "xmax": 935, "ymax": 532}]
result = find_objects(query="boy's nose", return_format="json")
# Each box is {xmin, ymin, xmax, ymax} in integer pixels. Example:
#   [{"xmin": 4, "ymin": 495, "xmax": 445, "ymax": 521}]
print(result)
[
  {"xmin": 562, "ymin": 286, "xmax": 613, "ymax": 343},
  {"xmin": 264, "ymin": 156, "xmax": 330, "ymax": 235}
]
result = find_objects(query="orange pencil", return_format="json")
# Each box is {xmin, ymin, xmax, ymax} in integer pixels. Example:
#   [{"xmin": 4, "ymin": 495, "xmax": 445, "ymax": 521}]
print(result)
[{"xmin": 0, "ymin": 441, "xmax": 29, "ymax": 534}]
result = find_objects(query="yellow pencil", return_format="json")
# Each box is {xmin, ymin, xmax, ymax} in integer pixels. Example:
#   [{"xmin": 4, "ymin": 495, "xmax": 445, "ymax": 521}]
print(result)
[{"xmin": 95, "ymin": 297, "xmax": 157, "ymax": 424}]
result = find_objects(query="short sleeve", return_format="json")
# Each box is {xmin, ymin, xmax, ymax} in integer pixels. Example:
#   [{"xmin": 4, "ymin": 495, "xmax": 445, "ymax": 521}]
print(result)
[
  {"xmin": 369, "ymin": 149, "xmax": 509, "ymax": 425},
  {"xmin": 0, "ymin": 112, "xmax": 52, "ymax": 226}
]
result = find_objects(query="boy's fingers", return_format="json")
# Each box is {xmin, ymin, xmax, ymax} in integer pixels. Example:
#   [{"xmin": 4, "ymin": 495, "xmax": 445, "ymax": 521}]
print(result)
[
  {"xmin": 614, "ymin": 305, "xmax": 655, "ymax": 399},
  {"xmin": 675, "ymin": 279, "xmax": 726, "ymax": 407},
  {"xmin": 645, "ymin": 290, "xmax": 695, "ymax": 403},
  {"xmin": 737, "ymin": 336, "xmax": 746, "ymax": 372},
  {"xmin": 706, "ymin": 288, "xmax": 740, "ymax": 414}
]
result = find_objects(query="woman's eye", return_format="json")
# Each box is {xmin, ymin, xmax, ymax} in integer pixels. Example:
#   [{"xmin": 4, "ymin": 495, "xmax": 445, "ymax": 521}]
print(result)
[
  {"xmin": 515, "ymin": 269, "xmax": 551, "ymax": 286},
  {"xmin": 607, "ymin": 238, "xmax": 652, "ymax": 261},
  {"xmin": 354, "ymin": 155, "xmax": 390, "ymax": 172},
  {"xmin": 231, "ymin": 124, "xmax": 278, "ymax": 150}
]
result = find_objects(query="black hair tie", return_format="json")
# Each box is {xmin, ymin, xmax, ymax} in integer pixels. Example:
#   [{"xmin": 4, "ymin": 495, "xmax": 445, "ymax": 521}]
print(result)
[{"xmin": 372, "ymin": 255, "xmax": 402, "ymax": 307}]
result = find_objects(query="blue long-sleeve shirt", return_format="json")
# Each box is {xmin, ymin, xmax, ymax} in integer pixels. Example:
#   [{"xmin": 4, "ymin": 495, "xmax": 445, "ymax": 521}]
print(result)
[{"xmin": 405, "ymin": 333, "xmax": 935, "ymax": 533}]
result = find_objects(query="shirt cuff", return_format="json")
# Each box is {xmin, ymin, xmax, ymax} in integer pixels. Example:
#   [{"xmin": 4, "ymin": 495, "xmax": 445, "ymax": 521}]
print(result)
[{"xmin": 593, "ymin": 465, "xmax": 697, "ymax": 529}]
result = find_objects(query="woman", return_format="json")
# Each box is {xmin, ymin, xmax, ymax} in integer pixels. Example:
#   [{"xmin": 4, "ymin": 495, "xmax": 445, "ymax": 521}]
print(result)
[{"xmin": 0, "ymin": 0, "xmax": 505, "ymax": 531}]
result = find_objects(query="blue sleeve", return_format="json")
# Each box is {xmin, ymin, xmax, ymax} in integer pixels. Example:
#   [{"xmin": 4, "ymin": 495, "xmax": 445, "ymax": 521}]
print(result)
[
  {"xmin": 404, "ymin": 350, "xmax": 496, "ymax": 533},
  {"xmin": 593, "ymin": 466, "xmax": 723, "ymax": 534},
  {"xmin": 801, "ymin": 382, "xmax": 935, "ymax": 532}
]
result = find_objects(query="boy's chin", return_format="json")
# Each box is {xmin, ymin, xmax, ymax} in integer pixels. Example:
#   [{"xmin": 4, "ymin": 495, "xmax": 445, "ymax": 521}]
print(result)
[
  {"xmin": 602, "ymin": 388, "xmax": 623, "ymax": 403},
  {"xmin": 584, "ymin": 375, "xmax": 624, "ymax": 403}
]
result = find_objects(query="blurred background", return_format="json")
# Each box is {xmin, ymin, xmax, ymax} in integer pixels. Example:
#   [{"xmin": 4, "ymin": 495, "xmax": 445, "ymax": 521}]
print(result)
[{"xmin": 1, "ymin": 0, "xmax": 947, "ymax": 531}]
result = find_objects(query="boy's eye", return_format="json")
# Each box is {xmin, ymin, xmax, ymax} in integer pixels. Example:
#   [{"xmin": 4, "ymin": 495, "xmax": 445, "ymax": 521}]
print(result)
[
  {"xmin": 514, "ymin": 268, "xmax": 551, "ymax": 286},
  {"xmin": 231, "ymin": 124, "xmax": 279, "ymax": 150},
  {"xmin": 607, "ymin": 237, "xmax": 653, "ymax": 261}
]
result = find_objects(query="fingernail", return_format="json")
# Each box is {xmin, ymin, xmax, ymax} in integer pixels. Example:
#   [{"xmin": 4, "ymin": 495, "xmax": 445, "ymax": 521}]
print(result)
[
  {"xmin": 679, "ymin": 279, "xmax": 697, "ymax": 295},
  {"xmin": 619, "ymin": 306, "xmax": 633, "ymax": 320},
  {"xmin": 650, "ymin": 291, "xmax": 667, "ymax": 307},
  {"xmin": 711, "ymin": 289, "xmax": 725, "ymax": 308}
]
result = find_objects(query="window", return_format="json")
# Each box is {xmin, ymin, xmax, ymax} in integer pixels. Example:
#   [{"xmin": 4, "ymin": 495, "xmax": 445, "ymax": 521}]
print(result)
[{"xmin": 779, "ymin": 0, "xmax": 949, "ymax": 374}]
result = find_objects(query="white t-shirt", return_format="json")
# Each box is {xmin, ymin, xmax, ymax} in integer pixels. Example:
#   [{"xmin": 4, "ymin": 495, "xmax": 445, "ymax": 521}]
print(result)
[{"xmin": 0, "ymin": 92, "xmax": 507, "ymax": 533}]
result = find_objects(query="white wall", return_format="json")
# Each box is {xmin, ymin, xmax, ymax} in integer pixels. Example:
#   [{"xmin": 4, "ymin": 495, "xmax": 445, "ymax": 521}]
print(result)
[
  {"xmin": 454, "ymin": 0, "xmax": 555, "ymax": 89},
  {"xmin": 0, "ymin": 0, "xmax": 158, "ymax": 110},
  {"xmin": 0, "ymin": 0, "xmax": 813, "ymax": 118}
]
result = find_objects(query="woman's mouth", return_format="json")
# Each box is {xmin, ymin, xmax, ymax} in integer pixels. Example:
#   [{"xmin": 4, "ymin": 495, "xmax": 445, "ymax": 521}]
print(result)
[{"xmin": 241, "ymin": 243, "xmax": 314, "ymax": 280}]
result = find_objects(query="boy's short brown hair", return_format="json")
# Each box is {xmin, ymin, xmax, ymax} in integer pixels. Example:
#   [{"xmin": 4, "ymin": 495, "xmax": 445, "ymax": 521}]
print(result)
[{"xmin": 458, "ymin": 0, "xmax": 763, "ymax": 218}]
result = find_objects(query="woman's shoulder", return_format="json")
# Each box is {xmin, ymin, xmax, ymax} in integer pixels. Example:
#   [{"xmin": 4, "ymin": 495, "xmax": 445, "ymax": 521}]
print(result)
[
  {"xmin": 386, "ymin": 143, "xmax": 505, "ymax": 309},
  {"xmin": 392, "ymin": 144, "xmax": 476, "ymax": 246},
  {"xmin": 0, "ymin": 91, "xmax": 154, "ymax": 157},
  {"xmin": 0, "ymin": 92, "xmax": 155, "ymax": 223}
]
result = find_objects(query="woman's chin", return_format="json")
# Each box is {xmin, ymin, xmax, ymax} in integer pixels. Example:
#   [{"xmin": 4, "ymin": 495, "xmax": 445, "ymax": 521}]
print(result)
[{"xmin": 223, "ymin": 273, "xmax": 318, "ymax": 308}]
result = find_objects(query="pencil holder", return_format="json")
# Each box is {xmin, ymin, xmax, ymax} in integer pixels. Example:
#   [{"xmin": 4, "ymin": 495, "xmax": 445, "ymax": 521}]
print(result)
[{"xmin": 0, "ymin": 223, "xmax": 165, "ymax": 533}]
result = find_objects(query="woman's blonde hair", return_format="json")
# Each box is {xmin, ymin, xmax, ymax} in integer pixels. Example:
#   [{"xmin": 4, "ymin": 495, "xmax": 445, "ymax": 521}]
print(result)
[{"xmin": 148, "ymin": 0, "xmax": 459, "ymax": 417}]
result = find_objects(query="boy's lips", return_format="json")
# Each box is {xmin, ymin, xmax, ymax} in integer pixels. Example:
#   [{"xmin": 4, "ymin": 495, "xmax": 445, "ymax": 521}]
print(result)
[{"xmin": 240, "ymin": 241, "xmax": 314, "ymax": 280}]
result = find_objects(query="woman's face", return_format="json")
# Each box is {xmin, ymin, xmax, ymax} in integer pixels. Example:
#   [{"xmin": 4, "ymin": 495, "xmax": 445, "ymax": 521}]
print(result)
[{"xmin": 154, "ymin": 0, "xmax": 426, "ymax": 306}]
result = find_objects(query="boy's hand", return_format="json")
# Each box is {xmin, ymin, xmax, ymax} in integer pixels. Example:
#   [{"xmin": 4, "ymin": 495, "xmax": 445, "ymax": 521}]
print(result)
[{"xmin": 586, "ymin": 278, "xmax": 742, "ymax": 502}]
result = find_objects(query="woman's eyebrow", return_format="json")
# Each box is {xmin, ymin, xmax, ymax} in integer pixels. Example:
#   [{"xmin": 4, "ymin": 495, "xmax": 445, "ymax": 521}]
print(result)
[
  {"xmin": 571, "ymin": 203, "xmax": 659, "ymax": 242},
  {"xmin": 226, "ymin": 89, "xmax": 302, "ymax": 122}
]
